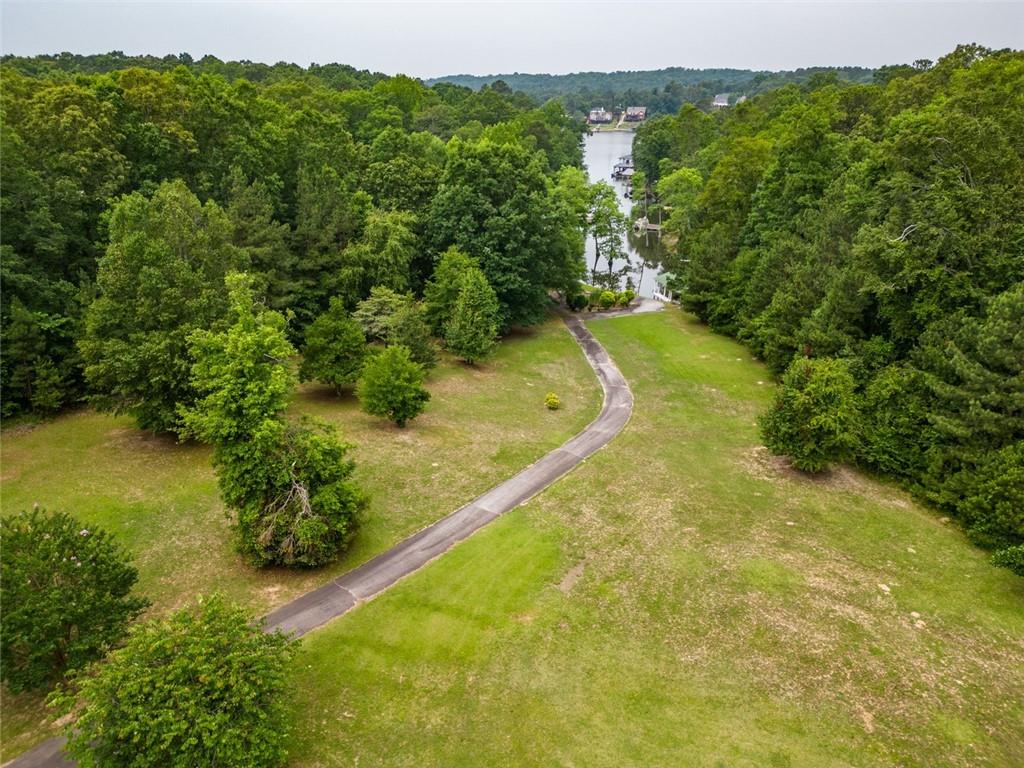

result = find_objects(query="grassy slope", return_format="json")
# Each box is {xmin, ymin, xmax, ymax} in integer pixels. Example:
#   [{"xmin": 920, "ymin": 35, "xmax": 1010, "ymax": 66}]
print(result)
[
  {"xmin": 288, "ymin": 311, "xmax": 1024, "ymax": 768},
  {"xmin": 0, "ymin": 318, "xmax": 602, "ymax": 761}
]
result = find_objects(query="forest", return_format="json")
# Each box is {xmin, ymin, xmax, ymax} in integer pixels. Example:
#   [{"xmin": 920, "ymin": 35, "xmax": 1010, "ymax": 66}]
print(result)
[
  {"xmin": 635, "ymin": 44, "xmax": 1023, "ymax": 568},
  {"xmin": 428, "ymin": 64, "xmax": 876, "ymax": 118},
  {"xmin": 0, "ymin": 52, "xmax": 602, "ymax": 426}
]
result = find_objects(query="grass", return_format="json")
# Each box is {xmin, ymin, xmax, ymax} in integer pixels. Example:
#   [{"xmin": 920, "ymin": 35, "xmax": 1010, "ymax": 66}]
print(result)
[
  {"xmin": 285, "ymin": 310, "xmax": 1024, "ymax": 768},
  {"xmin": 0, "ymin": 317, "xmax": 602, "ymax": 760}
]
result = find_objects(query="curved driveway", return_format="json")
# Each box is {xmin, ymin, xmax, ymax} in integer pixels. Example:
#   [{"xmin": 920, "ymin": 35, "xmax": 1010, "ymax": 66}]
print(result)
[{"xmin": 6, "ymin": 312, "xmax": 634, "ymax": 768}]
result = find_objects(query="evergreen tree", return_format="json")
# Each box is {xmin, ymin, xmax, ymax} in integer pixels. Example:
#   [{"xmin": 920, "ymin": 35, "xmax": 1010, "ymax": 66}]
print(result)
[
  {"xmin": 299, "ymin": 297, "xmax": 369, "ymax": 392},
  {"xmin": 444, "ymin": 269, "xmax": 500, "ymax": 365}
]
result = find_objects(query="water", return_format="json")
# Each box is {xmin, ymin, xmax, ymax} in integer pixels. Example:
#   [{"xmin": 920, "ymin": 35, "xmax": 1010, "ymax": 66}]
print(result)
[{"xmin": 582, "ymin": 130, "xmax": 666, "ymax": 298}]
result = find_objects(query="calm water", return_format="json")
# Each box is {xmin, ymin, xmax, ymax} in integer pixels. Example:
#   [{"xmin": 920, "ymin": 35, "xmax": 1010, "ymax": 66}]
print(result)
[{"xmin": 582, "ymin": 130, "xmax": 666, "ymax": 298}]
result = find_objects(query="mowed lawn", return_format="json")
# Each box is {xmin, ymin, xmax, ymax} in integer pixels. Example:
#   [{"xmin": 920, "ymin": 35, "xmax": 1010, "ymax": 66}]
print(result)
[
  {"xmin": 287, "ymin": 311, "xmax": 1024, "ymax": 768},
  {"xmin": 0, "ymin": 318, "xmax": 602, "ymax": 761}
]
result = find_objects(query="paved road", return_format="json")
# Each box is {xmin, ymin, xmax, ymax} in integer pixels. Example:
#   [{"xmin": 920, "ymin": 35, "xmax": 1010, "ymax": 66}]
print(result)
[{"xmin": 5, "ymin": 314, "xmax": 633, "ymax": 768}]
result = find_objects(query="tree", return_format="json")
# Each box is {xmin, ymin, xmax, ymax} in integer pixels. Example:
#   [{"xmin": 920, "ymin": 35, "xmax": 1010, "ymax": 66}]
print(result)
[
  {"xmin": 423, "ymin": 246, "xmax": 479, "ymax": 334},
  {"xmin": 760, "ymin": 357, "xmax": 861, "ymax": 473},
  {"xmin": 182, "ymin": 274, "xmax": 365, "ymax": 567},
  {"xmin": 428, "ymin": 138, "xmax": 581, "ymax": 328},
  {"xmin": 299, "ymin": 297, "xmax": 368, "ymax": 392},
  {"xmin": 388, "ymin": 302, "xmax": 437, "ymax": 370},
  {"xmin": 1, "ymin": 509, "xmax": 148, "ymax": 693},
  {"xmin": 357, "ymin": 345, "xmax": 430, "ymax": 427},
  {"xmin": 55, "ymin": 595, "xmax": 295, "ymax": 768},
  {"xmin": 444, "ymin": 269, "xmax": 500, "ymax": 364},
  {"xmin": 79, "ymin": 180, "xmax": 244, "ymax": 434},
  {"xmin": 587, "ymin": 181, "xmax": 627, "ymax": 282},
  {"xmin": 353, "ymin": 286, "xmax": 410, "ymax": 342}
]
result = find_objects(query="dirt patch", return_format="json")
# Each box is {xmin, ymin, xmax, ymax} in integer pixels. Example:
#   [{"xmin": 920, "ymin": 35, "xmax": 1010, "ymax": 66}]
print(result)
[{"xmin": 558, "ymin": 561, "xmax": 585, "ymax": 594}]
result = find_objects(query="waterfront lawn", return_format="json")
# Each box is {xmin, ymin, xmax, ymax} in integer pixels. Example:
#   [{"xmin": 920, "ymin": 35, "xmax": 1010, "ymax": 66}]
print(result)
[
  {"xmin": 287, "ymin": 310, "xmax": 1024, "ymax": 768},
  {"xmin": 0, "ymin": 317, "xmax": 602, "ymax": 761}
]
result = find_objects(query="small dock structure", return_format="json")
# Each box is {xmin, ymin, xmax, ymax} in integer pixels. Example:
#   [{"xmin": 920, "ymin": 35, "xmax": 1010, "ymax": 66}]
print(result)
[
  {"xmin": 633, "ymin": 216, "xmax": 661, "ymax": 234},
  {"xmin": 611, "ymin": 154, "xmax": 634, "ymax": 180}
]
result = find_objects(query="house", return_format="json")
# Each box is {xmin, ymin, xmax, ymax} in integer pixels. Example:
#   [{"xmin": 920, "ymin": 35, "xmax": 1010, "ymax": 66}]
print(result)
[
  {"xmin": 588, "ymin": 107, "xmax": 613, "ymax": 124},
  {"xmin": 712, "ymin": 93, "xmax": 730, "ymax": 109},
  {"xmin": 624, "ymin": 106, "xmax": 647, "ymax": 122}
]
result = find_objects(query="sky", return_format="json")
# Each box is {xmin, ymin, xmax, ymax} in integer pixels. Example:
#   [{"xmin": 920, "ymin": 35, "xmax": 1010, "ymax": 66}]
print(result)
[{"xmin": 1, "ymin": 1, "xmax": 1021, "ymax": 78}]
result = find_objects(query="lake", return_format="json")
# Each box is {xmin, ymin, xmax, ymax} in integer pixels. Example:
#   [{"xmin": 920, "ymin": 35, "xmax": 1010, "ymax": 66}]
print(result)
[{"xmin": 582, "ymin": 130, "xmax": 666, "ymax": 298}]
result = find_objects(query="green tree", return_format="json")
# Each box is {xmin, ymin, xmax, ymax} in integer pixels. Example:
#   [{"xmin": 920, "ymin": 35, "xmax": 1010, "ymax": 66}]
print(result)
[
  {"xmin": 299, "ymin": 297, "xmax": 368, "ymax": 392},
  {"xmin": 444, "ymin": 269, "xmax": 500, "ymax": 365},
  {"xmin": 79, "ymin": 180, "xmax": 244, "ymax": 434},
  {"xmin": 56, "ymin": 595, "xmax": 295, "ymax": 768},
  {"xmin": 423, "ymin": 246, "xmax": 480, "ymax": 334},
  {"xmin": 428, "ymin": 138, "xmax": 580, "ymax": 328},
  {"xmin": 760, "ymin": 357, "xmax": 861, "ymax": 473},
  {"xmin": 1, "ymin": 509, "xmax": 148, "ymax": 693},
  {"xmin": 388, "ymin": 301, "xmax": 438, "ymax": 370},
  {"xmin": 182, "ymin": 274, "xmax": 365, "ymax": 567},
  {"xmin": 357, "ymin": 345, "xmax": 430, "ymax": 427}
]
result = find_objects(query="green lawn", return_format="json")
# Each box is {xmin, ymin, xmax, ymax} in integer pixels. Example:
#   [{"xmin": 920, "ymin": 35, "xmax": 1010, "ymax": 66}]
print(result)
[
  {"xmin": 0, "ymin": 318, "xmax": 602, "ymax": 761},
  {"xmin": 286, "ymin": 311, "xmax": 1024, "ymax": 768}
]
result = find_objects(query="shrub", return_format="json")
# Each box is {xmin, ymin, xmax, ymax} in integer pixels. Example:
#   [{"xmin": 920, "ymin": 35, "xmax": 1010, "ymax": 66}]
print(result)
[
  {"xmin": 545, "ymin": 392, "xmax": 561, "ymax": 410},
  {"xmin": 1, "ymin": 509, "xmax": 148, "ymax": 693},
  {"xmin": 55, "ymin": 595, "xmax": 296, "ymax": 768},
  {"xmin": 299, "ymin": 297, "xmax": 368, "ymax": 392},
  {"xmin": 599, "ymin": 290, "xmax": 617, "ymax": 310},
  {"xmin": 617, "ymin": 289, "xmax": 636, "ymax": 307},
  {"xmin": 567, "ymin": 292, "xmax": 589, "ymax": 312},
  {"xmin": 588, "ymin": 287, "xmax": 605, "ymax": 308},
  {"xmin": 991, "ymin": 545, "xmax": 1024, "ymax": 577},
  {"xmin": 759, "ymin": 357, "xmax": 861, "ymax": 473},
  {"xmin": 357, "ymin": 345, "xmax": 430, "ymax": 427}
]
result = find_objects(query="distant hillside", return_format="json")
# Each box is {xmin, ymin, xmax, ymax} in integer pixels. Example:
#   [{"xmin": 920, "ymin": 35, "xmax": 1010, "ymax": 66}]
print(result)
[{"xmin": 427, "ymin": 66, "xmax": 876, "ymax": 117}]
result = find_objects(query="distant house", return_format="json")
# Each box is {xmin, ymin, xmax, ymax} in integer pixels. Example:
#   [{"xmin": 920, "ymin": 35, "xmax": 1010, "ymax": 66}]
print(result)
[
  {"xmin": 735, "ymin": 94, "xmax": 748, "ymax": 105},
  {"xmin": 624, "ymin": 106, "xmax": 647, "ymax": 122},
  {"xmin": 712, "ymin": 93, "xmax": 730, "ymax": 109},
  {"xmin": 588, "ymin": 107, "xmax": 613, "ymax": 124}
]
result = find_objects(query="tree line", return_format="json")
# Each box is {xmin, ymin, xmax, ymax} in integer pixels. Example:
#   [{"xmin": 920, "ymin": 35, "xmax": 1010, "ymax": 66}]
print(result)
[{"xmin": 636, "ymin": 44, "xmax": 1023, "ymax": 572}]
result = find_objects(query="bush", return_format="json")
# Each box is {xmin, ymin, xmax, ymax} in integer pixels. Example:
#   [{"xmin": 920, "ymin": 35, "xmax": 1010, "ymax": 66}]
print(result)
[
  {"xmin": 991, "ymin": 545, "xmax": 1024, "ymax": 577},
  {"xmin": 759, "ymin": 357, "xmax": 860, "ymax": 473},
  {"xmin": 55, "ymin": 595, "xmax": 296, "ymax": 768},
  {"xmin": 545, "ymin": 392, "xmax": 561, "ymax": 410},
  {"xmin": 299, "ymin": 297, "xmax": 368, "ymax": 392},
  {"xmin": 588, "ymin": 287, "xmax": 605, "ymax": 308},
  {"xmin": 599, "ymin": 290, "xmax": 617, "ymax": 310},
  {"xmin": 1, "ymin": 509, "xmax": 148, "ymax": 693},
  {"xmin": 567, "ymin": 292, "xmax": 589, "ymax": 312},
  {"xmin": 357, "ymin": 345, "xmax": 430, "ymax": 427},
  {"xmin": 617, "ymin": 289, "xmax": 636, "ymax": 307}
]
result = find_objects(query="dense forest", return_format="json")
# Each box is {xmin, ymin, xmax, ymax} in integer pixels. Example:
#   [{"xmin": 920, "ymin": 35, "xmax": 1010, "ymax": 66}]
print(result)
[
  {"xmin": 635, "ymin": 44, "xmax": 1023, "ymax": 567},
  {"xmin": 0, "ymin": 51, "xmax": 601, "ymax": 426},
  {"xmin": 428, "ymin": 65, "xmax": 876, "ymax": 117}
]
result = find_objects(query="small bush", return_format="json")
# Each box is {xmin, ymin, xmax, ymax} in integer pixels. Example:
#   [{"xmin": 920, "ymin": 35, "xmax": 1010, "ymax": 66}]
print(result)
[
  {"xmin": 55, "ymin": 595, "xmax": 296, "ymax": 768},
  {"xmin": 1, "ymin": 509, "xmax": 149, "ymax": 693},
  {"xmin": 545, "ymin": 392, "xmax": 561, "ymax": 410},
  {"xmin": 599, "ymin": 290, "xmax": 617, "ymax": 310},
  {"xmin": 759, "ymin": 357, "xmax": 860, "ymax": 473},
  {"xmin": 588, "ymin": 287, "xmax": 605, "ymax": 308},
  {"xmin": 991, "ymin": 545, "xmax": 1024, "ymax": 577},
  {"xmin": 617, "ymin": 289, "xmax": 636, "ymax": 307},
  {"xmin": 567, "ymin": 292, "xmax": 589, "ymax": 312}
]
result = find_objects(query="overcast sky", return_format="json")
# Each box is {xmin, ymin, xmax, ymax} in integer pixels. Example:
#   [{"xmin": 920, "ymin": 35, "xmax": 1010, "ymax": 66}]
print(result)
[{"xmin": 2, "ymin": 1, "xmax": 1021, "ymax": 78}]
